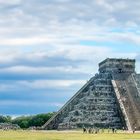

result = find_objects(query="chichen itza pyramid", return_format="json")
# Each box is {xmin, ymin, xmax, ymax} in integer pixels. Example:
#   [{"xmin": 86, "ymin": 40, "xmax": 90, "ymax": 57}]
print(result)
[{"xmin": 43, "ymin": 58, "xmax": 140, "ymax": 130}]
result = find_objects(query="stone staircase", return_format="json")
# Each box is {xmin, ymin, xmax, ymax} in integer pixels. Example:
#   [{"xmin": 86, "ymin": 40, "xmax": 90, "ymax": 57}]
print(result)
[
  {"xmin": 112, "ymin": 73, "xmax": 140, "ymax": 130},
  {"xmin": 43, "ymin": 73, "xmax": 124, "ymax": 130}
]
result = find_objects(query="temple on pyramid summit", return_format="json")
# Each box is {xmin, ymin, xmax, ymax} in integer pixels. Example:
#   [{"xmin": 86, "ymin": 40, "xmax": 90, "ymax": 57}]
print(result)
[{"xmin": 43, "ymin": 58, "xmax": 140, "ymax": 130}]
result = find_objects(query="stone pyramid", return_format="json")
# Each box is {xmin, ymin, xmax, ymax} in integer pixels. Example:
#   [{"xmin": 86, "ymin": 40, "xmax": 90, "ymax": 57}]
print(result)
[{"xmin": 43, "ymin": 58, "xmax": 140, "ymax": 130}]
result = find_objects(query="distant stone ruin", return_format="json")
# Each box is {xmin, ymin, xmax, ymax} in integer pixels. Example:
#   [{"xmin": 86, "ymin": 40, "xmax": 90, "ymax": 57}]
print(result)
[
  {"xmin": 0, "ymin": 123, "xmax": 20, "ymax": 130},
  {"xmin": 43, "ymin": 58, "xmax": 140, "ymax": 130}
]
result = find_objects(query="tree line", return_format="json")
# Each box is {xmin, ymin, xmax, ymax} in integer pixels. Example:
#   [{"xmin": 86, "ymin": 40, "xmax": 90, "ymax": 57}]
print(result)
[{"xmin": 0, "ymin": 112, "xmax": 55, "ymax": 129}]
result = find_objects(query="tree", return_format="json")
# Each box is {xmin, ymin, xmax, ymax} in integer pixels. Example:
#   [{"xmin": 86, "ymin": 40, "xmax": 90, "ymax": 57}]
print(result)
[
  {"xmin": 12, "ymin": 112, "xmax": 55, "ymax": 129},
  {"xmin": 0, "ymin": 115, "xmax": 11, "ymax": 123}
]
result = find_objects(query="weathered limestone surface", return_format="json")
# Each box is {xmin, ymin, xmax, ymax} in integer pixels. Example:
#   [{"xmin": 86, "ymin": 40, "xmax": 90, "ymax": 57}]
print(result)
[
  {"xmin": 43, "ymin": 58, "xmax": 140, "ymax": 130},
  {"xmin": 112, "ymin": 73, "xmax": 140, "ymax": 130}
]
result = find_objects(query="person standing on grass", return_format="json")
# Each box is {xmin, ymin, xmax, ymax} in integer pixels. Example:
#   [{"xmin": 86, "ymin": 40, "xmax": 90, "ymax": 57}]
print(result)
[
  {"xmin": 83, "ymin": 126, "xmax": 87, "ymax": 133},
  {"xmin": 133, "ymin": 127, "xmax": 136, "ymax": 133},
  {"xmin": 112, "ymin": 128, "xmax": 115, "ymax": 133}
]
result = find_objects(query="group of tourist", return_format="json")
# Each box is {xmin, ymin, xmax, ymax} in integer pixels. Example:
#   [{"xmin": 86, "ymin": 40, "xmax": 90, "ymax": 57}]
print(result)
[{"xmin": 83, "ymin": 127, "xmax": 117, "ymax": 134}]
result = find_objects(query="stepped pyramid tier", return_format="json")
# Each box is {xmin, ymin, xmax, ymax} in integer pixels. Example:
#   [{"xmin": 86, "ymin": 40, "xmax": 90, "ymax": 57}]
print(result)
[{"xmin": 43, "ymin": 58, "xmax": 140, "ymax": 130}]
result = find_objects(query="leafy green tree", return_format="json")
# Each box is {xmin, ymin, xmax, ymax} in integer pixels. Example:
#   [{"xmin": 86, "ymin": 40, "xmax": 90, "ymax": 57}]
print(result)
[
  {"xmin": 12, "ymin": 112, "xmax": 55, "ymax": 128},
  {"xmin": 0, "ymin": 115, "xmax": 11, "ymax": 123},
  {"xmin": 29, "ymin": 113, "xmax": 55, "ymax": 127}
]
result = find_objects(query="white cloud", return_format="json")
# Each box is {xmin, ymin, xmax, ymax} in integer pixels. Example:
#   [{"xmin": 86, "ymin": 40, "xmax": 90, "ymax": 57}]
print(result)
[
  {"xmin": 96, "ymin": 0, "xmax": 114, "ymax": 12},
  {"xmin": 0, "ymin": 36, "xmax": 51, "ymax": 46},
  {"xmin": 0, "ymin": 0, "xmax": 140, "ymax": 115},
  {"xmin": 18, "ymin": 80, "xmax": 86, "ymax": 89},
  {"xmin": 0, "ymin": 0, "xmax": 21, "ymax": 5},
  {"xmin": 0, "ymin": 100, "xmax": 64, "ymax": 108},
  {"xmin": 0, "ymin": 65, "xmax": 86, "ymax": 75}
]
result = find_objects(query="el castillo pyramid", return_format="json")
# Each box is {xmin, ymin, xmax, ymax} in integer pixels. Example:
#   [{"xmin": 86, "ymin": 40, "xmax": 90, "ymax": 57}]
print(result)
[{"xmin": 43, "ymin": 58, "xmax": 140, "ymax": 130}]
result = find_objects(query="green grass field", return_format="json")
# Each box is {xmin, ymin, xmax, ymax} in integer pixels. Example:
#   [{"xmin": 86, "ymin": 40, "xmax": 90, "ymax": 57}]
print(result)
[{"xmin": 0, "ymin": 130, "xmax": 139, "ymax": 140}]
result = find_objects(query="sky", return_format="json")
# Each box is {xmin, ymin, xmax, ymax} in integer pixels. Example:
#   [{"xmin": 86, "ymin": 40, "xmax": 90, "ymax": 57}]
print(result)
[{"xmin": 1, "ymin": 0, "xmax": 140, "ymax": 116}]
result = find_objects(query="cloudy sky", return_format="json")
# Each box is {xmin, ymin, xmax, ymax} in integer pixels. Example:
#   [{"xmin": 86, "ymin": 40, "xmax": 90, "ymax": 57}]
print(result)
[{"xmin": 1, "ymin": 0, "xmax": 140, "ymax": 116}]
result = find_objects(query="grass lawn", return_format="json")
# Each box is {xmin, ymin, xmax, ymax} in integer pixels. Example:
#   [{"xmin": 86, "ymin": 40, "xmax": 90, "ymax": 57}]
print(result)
[{"xmin": 0, "ymin": 130, "xmax": 139, "ymax": 140}]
